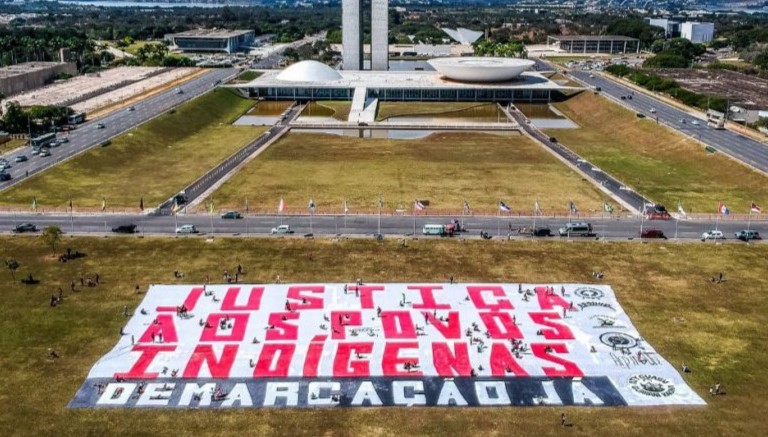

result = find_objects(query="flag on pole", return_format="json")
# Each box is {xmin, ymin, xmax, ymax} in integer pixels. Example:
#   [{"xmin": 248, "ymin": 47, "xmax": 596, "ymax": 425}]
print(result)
[
  {"xmin": 499, "ymin": 200, "xmax": 511, "ymax": 213},
  {"xmin": 677, "ymin": 201, "xmax": 687, "ymax": 218},
  {"xmin": 569, "ymin": 200, "xmax": 578, "ymax": 214},
  {"xmin": 69, "ymin": 196, "xmax": 73, "ymax": 211},
  {"xmin": 171, "ymin": 199, "xmax": 181, "ymax": 214},
  {"xmin": 208, "ymin": 197, "xmax": 215, "ymax": 214},
  {"xmin": 718, "ymin": 201, "xmax": 730, "ymax": 215},
  {"xmin": 245, "ymin": 198, "xmax": 249, "ymax": 214},
  {"xmin": 308, "ymin": 198, "xmax": 316, "ymax": 212},
  {"xmin": 101, "ymin": 197, "xmax": 106, "ymax": 213},
  {"xmin": 463, "ymin": 200, "xmax": 470, "ymax": 214},
  {"xmin": 534, "ymin": 199, "xmax": 542, "ymax": 214},
  {"xmin": 343, "ymin": 199, "xmax": 349, "ymax": 214},
  {"xmin": 603, "ymin": 201, "xmax": 614, "ymax": 213},
  {"xmin": 751, "ymin": 202, "xmax": 762, "ymax": 213},
  {"xmin": 377, "ymin": 195, "xmax": 384, "ymax": 209},
  {"xmin": 32, "ymin": 197, "xmax": 38, "ymax": 212},
  {"xmin": 139, "ymin": 196, "xmax": 144, "ymax": 211},
  {"xmin": 414, "ymin": 200, "xmax": 426, "ymax": 211},
  {"xmin": 278, "ymin": 198, "xmax": 286, "ymax": 213}
]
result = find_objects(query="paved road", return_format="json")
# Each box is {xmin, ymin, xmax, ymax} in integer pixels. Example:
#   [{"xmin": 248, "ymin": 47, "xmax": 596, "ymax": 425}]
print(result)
[
  {"xmin": 1, "ymin": 213, "xmax": 763, "ymax": 242},
  {"xmin": 506, "ymin": 105, "xmax": 650, "ymax": 212},
  {"xmin": 159, "ymin": 103, "xmax": 305, "ymax": 213},
  {"xmin": 569, "ymin": 71, "xmax": 768, "ymax": 174},
  {"xmin": 0, "ymin": 68, "xmax": 238, "ymax": 191}
]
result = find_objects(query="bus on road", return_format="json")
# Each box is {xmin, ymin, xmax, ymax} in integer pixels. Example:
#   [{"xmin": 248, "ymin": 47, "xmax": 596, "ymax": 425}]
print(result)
[{"xmin": 29, "ymin": 133, "xmax": 56, "ymax": 148}]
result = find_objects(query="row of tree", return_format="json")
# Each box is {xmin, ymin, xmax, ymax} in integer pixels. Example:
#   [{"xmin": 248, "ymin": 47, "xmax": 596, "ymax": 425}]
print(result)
[{"xmin": 1, "ymin": 102, "xmax": 73, "ymax": 136}]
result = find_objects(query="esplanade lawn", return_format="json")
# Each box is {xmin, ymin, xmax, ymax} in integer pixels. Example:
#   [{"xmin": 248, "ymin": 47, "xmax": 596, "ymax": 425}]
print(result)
[
  {"xmin": 209, "ymin": 131, "xmax": 608, "ymax": 215},
  {"xmin": 1, "ymin": 235, "xmax": 766, "ymax": 436}
]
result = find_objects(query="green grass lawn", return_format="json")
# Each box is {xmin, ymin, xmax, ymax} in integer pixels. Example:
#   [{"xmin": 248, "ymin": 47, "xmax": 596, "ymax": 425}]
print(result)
[
  {"xmin": 0, "ymin": 236, "xmax": 766, "ymax": 436},
  {"xmin": 237, "ymin": 70, "xmax": 262, "ymax": 82},
  {"xmin": 376, "ymin": 102, "xmax": 502, "ymax": 121},
  {"xmin": 209, "ymin": 131, "xmax": 607, "ymax": 214},
  {"xmin": 305, "ymin": 101, "xmax": 352, "ymax": 121},
  {"xmin": 548, "ymin": 92, "xmax": 768, "ymax": 213},
  {"xmin": 0, "ymin": 89, "xmax": 264, "ymax": 210}
]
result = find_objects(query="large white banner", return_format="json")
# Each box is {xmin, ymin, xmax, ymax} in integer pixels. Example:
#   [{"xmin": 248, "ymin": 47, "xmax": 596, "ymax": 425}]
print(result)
[{"xmin": 71, "ymin": 283, "xmax": 704, "ymax": 408}]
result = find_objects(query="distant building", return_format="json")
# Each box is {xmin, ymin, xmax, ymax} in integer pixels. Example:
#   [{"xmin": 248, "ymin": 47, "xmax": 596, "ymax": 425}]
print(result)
[
  {"xmin": 546, "ymin": 35, "xmax": 640, "ymax": 54},
  {"xmin": 681, "ymin": 22, "xmax": 714, "ymax": 44},
  {"xmin": 165, "ymin": 29, "xmax": 256, "ymax": 54},
  {"xmin": 441, "ymin": 28, "xmax": 484, "ymax": 45},
  {"xmin": 647, "ymin": 18, "xmax": 680, "ymax": 37},
  {"xmin": 0, "ymin": 62, "xmax": 77, "ymax": 98}
]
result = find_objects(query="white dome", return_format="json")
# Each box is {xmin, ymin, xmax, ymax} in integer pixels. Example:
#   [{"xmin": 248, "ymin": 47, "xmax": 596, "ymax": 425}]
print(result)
[
  {"xmin": 428, "ymin": 57, "xmax": 536, "ymax": 83},
  {"xmin": 276, "ymin": 60, "xmax": 342, "ymax": 83}
]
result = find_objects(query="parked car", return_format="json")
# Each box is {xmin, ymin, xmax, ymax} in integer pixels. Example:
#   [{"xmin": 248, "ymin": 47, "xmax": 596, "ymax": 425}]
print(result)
[
  {"xmin": 127, "ymin": 106, "xmax": 135, "ymax": 112},
  {"xmin": 14, "ymin": 155, "xmax": 27, "ymax": 163},
  {"xmin": 692, "ymin": 120, "xmax": 700, "ymax": 126},
  {"xmin": 640, "ymin": 229, "xmax": 667, "ymax": 239},
  {"xmin": 97, "ymin": 123, "xmax": 105, "ymax": 129},
  {"xmin": 175, "ymin": 224, "xmax": 198, "ymax": 234},
  {"xmin": 271, "ymin": 225, "xmax": 294, "ymax": 234},
  {"xmin": 221, "ymin": 211, "xmax": 243, "ymax": 219},
  {"xmin": 532, "ymin": 227, "xmax": 553, "ymax": 237},
  {"xmin": 111, "ymin": 224, "xmax": 137, "ymax": 234},
  {"xmin": 13, "ymin": 223, "xmax": 37, "ymax": 233},
  {"xmin": 735, "ymin": 230, "xmax": 761, "ymax": 241},
  {"xmin": 0, "ymin": 172, "xmax": 12, "ymax": 181},
  {"xmin": 702, "ymin": 230, "xmax": 725, "ymax": 240},
  {"xmin": 649, "ymin": 108, "xmax": 657, "ymax": 114}
]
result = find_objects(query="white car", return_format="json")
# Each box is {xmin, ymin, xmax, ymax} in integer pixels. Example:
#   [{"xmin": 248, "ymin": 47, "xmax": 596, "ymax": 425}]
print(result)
[
  {"xmin": 175, "ymin": 224, "xmax": 198, "ymax": 234},
  {"xmin": 691, "ymin": 120, "xmax": 700, "ymax": 126},
  {"xmin": 702, "ymin": 230, "xmax": 725, "ymax": 240},
  {"xmin": 649, "ymin": 108, "xmax": 657, "ymax": 114},
  {"xmin": 271, "ymin": 225, "xmax": 294, "ymax": 234}
]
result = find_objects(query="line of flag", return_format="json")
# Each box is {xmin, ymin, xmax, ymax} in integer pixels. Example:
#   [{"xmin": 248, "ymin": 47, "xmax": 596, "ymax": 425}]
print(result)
[
  {"xmin": 603, "ymin": 200, "xmax": 613, "ymax": 214},
  {"xmin": 499, "ymin": 200, "xmax": 511, "ymax": 213},
  {"xmin": 414, "ymin": 200, "xmax": 426, "ymax": 211},
  {"xmin": 718, "ymin": 201, "xmax": 730, "ymax": 216}
]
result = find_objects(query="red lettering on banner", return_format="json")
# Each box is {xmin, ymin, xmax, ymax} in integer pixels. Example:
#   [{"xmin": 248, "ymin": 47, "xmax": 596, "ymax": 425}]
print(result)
[
  {"xmin": 381, "ymin": 311, "xmax": 417, "ymax": 339},
  {"xmin": 333, "ymin": 342, "xmax": 372, "ymax": 377},
  {"xmin": 382, "ymin": 342, "xmax": 422, "ymax": 376},
  {"xmin": 528, "ymin": 312, "xmax": 575, "ymax": 340},
  {"xmin": 432, "ymin": 342, "xmax": 472, "ymax": 376},
  {"xmin": 138, "ymin": 314, "xmax": 179, "ymax": 343},
  {"xmin": 358, "ymin": 285, "xmax": 385, "ymax": 309},
  {"xmin": 253, "ymin": 343, "xmax": 296, "ymax": 377},
  {"xmin": 489, "ymin": 343, "xmax": 529, "ymax": 376},
  {"xmin": 199, "ymin": 313, "xmax": 249, "ymax": 342},
  {"xmin": 409, "ymin": 285, "xmax": 451, "ymax": 310},
  {"xmin": 155, "ymin": 287, "xmax": 203, "ymax": 312},
  {"xmin": 182, "ymin": 344, "xmax": 238, "ymax": 378},
  {"xmin": 467, "ymin": 286, "xmax": 514, "ymax": 311},
  {"xmin": 479, "ymin": 312, "xmax": 524, "ymax": 339},
  {"xmin": 423, "ymin": 311, "xmax": 462, "ymax": 339},
  {"xmin": 114, "ymin": 344, "xmax": 176, "ymax": 379},
  {"xmin": 535, "ymin": 287, "xmax": 571, "ymax": 310},
  {"xmin": 331, "ymin": 311, "xmax": 362, "ymax": 339},
  {"xmin": 220, "ymin": 286, "xmax": 263, "ymax": 311},
  {"xmin": 302, "ymin": 335, "xmax": 327, "ymax": 378},
  {"xmin": 531, "ymin": 343, "xmax": 584, "ymax": 377},
  {"xmin": 286, "ymin": 286, "xmax": 324, "ymax": 310},
  {"xmin": 265, "ymin": 312, "xmax": 300, "ymax": 341}
]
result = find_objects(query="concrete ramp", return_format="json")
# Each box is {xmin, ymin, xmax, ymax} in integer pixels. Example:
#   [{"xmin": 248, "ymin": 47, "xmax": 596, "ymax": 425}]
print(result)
[
  {"xmin": 358, "ymin": 98, "xmax": 379, "ymax": 123},
  {"xmin": 348, "ymin": 87, "xmax": 368, "ymax": 123}
]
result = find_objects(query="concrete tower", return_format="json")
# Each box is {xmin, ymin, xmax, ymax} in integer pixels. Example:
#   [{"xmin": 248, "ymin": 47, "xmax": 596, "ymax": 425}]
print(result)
[
  {"xmin": 342, "ymin": 0, "xmax": 363, "ymax": 71},
  {"xmin": 370, "ymin": 0, "xmax": 389, "ymax": 71},
  {"xmin": 342, "ymin": 0, "xmax": 388, "ymax": 71}
]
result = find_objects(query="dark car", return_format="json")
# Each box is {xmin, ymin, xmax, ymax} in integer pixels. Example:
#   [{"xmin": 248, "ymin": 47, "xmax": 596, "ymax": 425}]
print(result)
[
  {"xmin": 111, "ymin": 224, "xmax": 137, "ymax": 234},
  {"xmin": 532, "ymin": 227, "xmax": 553, "ymax": 237},
  {"xmin": 640, "ymin": 229, "xmax": 667, "ymax": 239},
  {"xmin": 735, "ymin": 230, "xmax": 761, "ymax": 241},
  {"xmin": 0, "ymin": 172, "xmax": 10, "ymax": 181},
  {"xmin": 221, "ymin": 211, "xmax": 243, "ymax": 219},
  {"xmin": 13, "ymin": 223, "xmax": 37, "ymax": 233}
]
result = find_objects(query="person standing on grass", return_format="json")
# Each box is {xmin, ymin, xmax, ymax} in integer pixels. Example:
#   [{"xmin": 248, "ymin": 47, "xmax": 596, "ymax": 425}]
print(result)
[{"xmin": 561, "ymin": 413, "xmax": 567, "ymax": 427}]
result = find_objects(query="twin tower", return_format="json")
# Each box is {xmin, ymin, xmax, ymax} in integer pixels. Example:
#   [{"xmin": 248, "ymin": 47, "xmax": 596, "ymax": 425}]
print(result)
[{"xmin": 342, "ymin": 0, "xmax": 388, "ymax": 71}]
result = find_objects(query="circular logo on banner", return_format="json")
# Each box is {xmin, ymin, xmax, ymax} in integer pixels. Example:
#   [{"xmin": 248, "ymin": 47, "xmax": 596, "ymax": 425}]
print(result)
[
  {"xmin": 575, "ymin": 287, "xmax": 604, "ymax": 300},
  {"xmin": 628, "ymin": 375, "xmax": 676, "ymax": 397},
  {"xmin": 600, "ymin": 332, "xmax": 637, "ymax": 349}
]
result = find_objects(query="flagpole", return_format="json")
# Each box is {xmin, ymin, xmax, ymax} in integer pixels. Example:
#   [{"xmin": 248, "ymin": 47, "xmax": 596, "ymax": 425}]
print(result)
[
  {"xmin": 497, "ymin": 201, "xmax": 501, "ymax": 237},
  {"xmin": 377, "ymin": 195, "xmax": 382, "ymax": 236},
  {"xmin": 412, "ymin": 205, "xmax": 416, "ymax": 236},
  {"xmin": 532, "ymin": 201, "xmax": 537, "ymax": 232},
  {"xmin": 343, "ymin": 200, "xmax": 347, "ymax": 234},
  {"xmin": 69, "ymin": 196, "xmax": 74, "ymax": 234},
  {"xmin": 639, "ymin": 201, "xmax": 644, "ymax": 238},
  {"xmin": 245, "ymin": 198, "xmax": 249, "ymax": 237},
  {"xmin": 747, "ymin": 205, "xmax": 752, "ymax": 232}
]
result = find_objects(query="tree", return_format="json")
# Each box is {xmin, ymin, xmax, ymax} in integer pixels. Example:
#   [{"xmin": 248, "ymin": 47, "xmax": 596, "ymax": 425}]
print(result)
[
  {"xmin": 5, "ymin": 258, "xmax": 19, "ymax": 281},
  {"xmin": 41, "ymin": 226, "xmax": 63, "ymax": 256}
]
